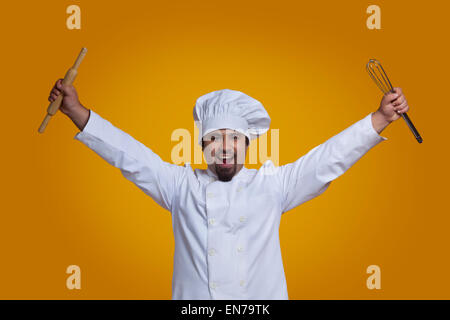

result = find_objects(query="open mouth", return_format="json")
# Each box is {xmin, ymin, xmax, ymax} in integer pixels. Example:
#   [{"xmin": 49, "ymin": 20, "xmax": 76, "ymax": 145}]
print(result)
[{"xmin": 216, "ymin": 156, "xmax": 234, "ymax": 168}]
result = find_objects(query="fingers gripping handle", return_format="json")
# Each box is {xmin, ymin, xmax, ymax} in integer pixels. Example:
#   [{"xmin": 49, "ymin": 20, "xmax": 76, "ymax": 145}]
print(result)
[{"xmin": 38, "ymin": 47, "xmax": 88, "ymax": 134}]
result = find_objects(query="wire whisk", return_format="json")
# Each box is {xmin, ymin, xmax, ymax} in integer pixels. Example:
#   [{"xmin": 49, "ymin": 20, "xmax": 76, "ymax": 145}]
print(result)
[{"xmin": 366, "ymin": 59, "xmax": 422, "ymax": 143}]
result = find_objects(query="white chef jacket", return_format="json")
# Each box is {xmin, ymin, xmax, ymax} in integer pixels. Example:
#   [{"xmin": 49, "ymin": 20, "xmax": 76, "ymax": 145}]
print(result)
[{"xmin": 74, "ymin": 110, "xmax": 387, "ymax": 300}]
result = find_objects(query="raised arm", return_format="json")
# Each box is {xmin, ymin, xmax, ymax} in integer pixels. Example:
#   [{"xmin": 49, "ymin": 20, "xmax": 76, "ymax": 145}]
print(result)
[
  {"xmin": 275, "ymin": 87, "xmax": 408, "ymax": 214},
  {"xmin": 48, "ymin": 79, "xmax": 186, "ymax": 212},
  {"xmin": 276, "ymin": 112, "xmax": 387, "ymax": 213}
]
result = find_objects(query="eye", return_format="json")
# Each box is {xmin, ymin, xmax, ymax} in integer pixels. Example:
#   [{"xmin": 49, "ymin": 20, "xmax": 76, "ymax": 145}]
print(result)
[{"xmin": 206, "ymin": 134, "xmax": 218, "ymax": 142}]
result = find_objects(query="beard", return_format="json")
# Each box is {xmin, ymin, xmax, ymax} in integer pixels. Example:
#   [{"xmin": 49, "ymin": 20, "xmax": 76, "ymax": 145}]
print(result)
[{"xmin": 215, "ymin": 162, "xmax": 237, "ymax": 182}]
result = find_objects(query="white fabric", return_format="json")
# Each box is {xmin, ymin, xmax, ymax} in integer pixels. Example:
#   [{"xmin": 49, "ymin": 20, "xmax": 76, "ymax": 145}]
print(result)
[
  {"xmin": 74, "ymin": 110, "xmax": 387, "ymax": 299},
  {"xmin": 193, "ymin": 89, "xmax": 271, "ymax": 145}
]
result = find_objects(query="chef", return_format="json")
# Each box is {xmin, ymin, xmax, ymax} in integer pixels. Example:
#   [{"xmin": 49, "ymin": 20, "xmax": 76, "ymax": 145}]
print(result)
[{"xmin": 48, "ymin": 79, "xmax": 409, "ymax": 299}]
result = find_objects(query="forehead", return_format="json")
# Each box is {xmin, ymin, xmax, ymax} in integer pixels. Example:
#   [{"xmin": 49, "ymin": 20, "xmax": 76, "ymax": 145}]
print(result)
[{"xmin": 207, "ymin": 128, "xmax": 243, "ymax": 135}]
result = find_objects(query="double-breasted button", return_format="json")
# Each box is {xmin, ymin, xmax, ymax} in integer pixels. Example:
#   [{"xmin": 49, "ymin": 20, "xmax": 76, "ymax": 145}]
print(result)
[
  {"xmin": 237, "ymin": 246, "xmax": 244, "ymax": 253},
  {"xmin": 239, "ymin": 216, "xmax": 247, "ymax": 222},
  {"xmin": 210, "ymin": 282, "xmax": 217, "ymax": 289},
  {"xmin": 237, "ymin": 186, "xmax": 243, "ymax": 192},
  {"xmin": 209, "ymin": 218, "xmax": 216, "ymax": 225},
  {"xmin": 208, "ymin": 248, "xmax": 216, "ymax": 256},
  {"xmin": 206, "ymin": 192, "xmax": 214, "ymax": 198}
]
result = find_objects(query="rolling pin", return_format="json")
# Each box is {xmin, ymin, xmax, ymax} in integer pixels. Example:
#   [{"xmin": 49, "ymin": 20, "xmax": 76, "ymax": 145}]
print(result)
[{"xmin": 38, "ymin": 47, "xmax": 88, "ymax": 133}]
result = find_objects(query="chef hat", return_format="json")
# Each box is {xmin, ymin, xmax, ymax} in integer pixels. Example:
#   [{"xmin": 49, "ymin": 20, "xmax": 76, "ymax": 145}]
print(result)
[{"xmin": 193, "ymin": 89, "xmax": 271, "ymax": 146}]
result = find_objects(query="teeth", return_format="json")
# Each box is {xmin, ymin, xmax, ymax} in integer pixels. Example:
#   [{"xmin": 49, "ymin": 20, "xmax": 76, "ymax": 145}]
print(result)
[{"xmin": 217, "ymin": 156, "xmax": 233, "ymax": 164}]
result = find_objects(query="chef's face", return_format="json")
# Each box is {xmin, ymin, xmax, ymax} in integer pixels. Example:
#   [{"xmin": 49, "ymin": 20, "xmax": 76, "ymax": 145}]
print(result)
[{"xmin": 202, "ymin": 129, "xmax": 249, "ymax": 182}]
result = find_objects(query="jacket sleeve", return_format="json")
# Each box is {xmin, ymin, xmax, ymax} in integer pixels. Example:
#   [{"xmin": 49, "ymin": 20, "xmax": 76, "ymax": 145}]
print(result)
[
  {"xmin": 73, "ymin": 109, "xmax": 186, "ymax": 212},
  {"xmin": 276, "ymin": 112, "xmax": 388, "ymax": 214}
]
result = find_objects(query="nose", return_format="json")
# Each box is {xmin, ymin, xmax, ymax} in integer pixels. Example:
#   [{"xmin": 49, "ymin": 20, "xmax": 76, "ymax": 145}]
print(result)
[
  {"xmin": 219, "ymin": 135, "xmax": 233, "ymax": 155},
  {"xmin": 223, "ymin": 135, "xmax": 227, "ymax": 150}
]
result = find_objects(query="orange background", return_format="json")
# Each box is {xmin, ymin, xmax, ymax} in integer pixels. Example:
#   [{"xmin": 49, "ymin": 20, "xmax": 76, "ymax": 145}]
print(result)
[{"xmin": 0, "ymin": 0, "xmax": 448, "ymax": 299}]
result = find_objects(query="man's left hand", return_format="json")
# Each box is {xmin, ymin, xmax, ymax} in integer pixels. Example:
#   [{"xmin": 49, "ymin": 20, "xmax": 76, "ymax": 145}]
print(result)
[{"xmin": 376, "ymin": 87, "xmax": 410, "ymax": 123}]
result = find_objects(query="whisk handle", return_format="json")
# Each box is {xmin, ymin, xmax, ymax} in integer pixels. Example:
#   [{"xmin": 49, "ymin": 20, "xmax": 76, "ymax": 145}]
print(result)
[{"xmin": 401, "ymin": 112, "xmax": 423, "ymax": 143}]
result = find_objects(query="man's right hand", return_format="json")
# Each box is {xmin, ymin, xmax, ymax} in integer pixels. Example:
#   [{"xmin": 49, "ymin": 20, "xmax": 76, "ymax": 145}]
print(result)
[
  {"xmin": 49, "ymin": 78, "xmax": 90, "ymax": 131},
  {"xmin": 48, "ymin": 79, "xmax": 82, "ymax": 115}
]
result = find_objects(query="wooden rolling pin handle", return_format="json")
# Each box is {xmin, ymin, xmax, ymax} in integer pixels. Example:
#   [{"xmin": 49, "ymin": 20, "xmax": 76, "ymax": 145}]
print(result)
[
  {"xmin": 72, "ymin": 47, "xmax": 88, "ymax": 69},
  {"xmin": 38, "ymin": 114, "xmax": 52, "ymax": 134},
  {"xmin": 38, "ymin": 47, "xmax": 87, "ymax": 134}
]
